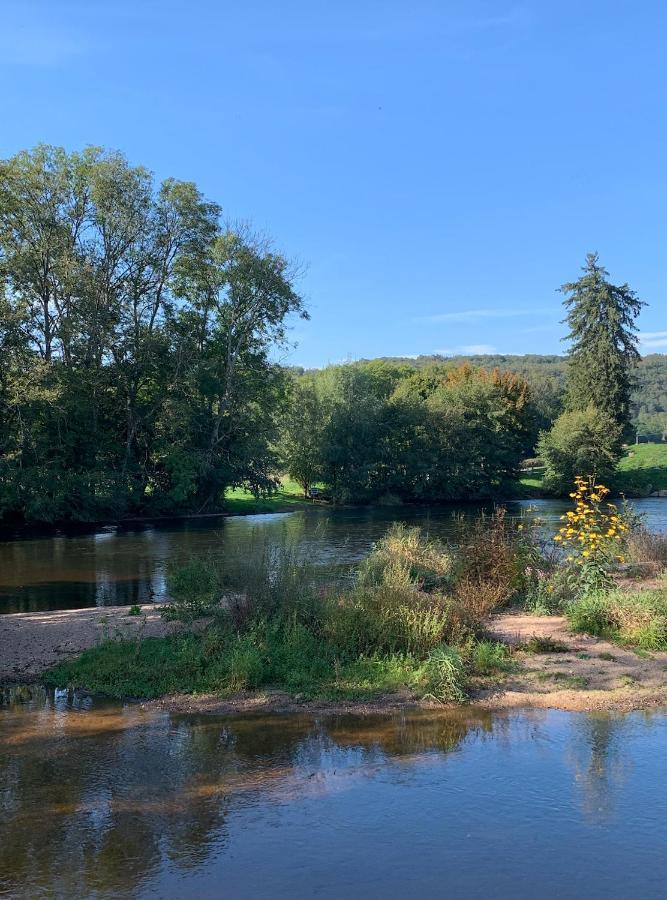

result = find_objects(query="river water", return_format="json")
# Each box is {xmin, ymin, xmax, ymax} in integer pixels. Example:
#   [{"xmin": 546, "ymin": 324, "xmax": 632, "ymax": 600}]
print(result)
[
  {"xmin": 2, "ymin": 688, "xmax": 667, "ymax": 899},
  {"xmin": 1, "ymin": 498, "xmax": 665, "ymax": 614}
]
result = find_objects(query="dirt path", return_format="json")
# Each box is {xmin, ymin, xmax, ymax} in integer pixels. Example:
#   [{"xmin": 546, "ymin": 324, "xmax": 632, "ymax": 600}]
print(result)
[
  {"xmin": 481, "ymin": 612, "xmax": 667, "ymax": 712},
  {"xmin": 0, "ymin": 605, "xmax": 172, "ymax": 682}
]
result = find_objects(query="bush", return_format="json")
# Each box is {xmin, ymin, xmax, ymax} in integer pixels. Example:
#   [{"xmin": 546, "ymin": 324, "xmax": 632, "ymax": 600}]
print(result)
[
  {"xmin": 566, "ymin": 593, "xmax": 613, "ymax": 637},
  {"xmin": 538, "ymin": 408, "xmax": 622, "ymax": 495},
  {"xmin": 452, "ymin": 508, "xmax": 537, "ymax": 616},
  {"xmin": 469, "ymin": 640, "xmax": 515, "ymax": 674},
  {"xmin": 357, "ymin": 523, "xmax": 454, "ymax": 592},
  {"xmin": 422, "ymin": 646, "xmax": 467, "ymax": 702}
]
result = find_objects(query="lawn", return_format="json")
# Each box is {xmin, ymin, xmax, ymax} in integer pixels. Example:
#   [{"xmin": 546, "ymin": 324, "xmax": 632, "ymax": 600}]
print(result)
[
  {"xmin": 617, "ymin": 443, "xmax": 667, "ymax": 495},
  {"xmin": 223, "ymin": 477, "xmax": 312, "ymax": 514},
  {"xmin": 516, "ymin": 443, "xmax": 667, "ymax": 498}
]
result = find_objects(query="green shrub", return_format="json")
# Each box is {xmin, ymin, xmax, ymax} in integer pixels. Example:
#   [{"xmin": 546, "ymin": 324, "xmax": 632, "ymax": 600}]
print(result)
[
  {"xmin": 537, "ymin": 407, "xmax": 622, "ymax": 496},
  {"xmin": 357, "ymin": 523, "xmax": 454, "ymax": 592},
  {"xmin": 422, "ymin": 646, "xmax": 466, "ymax": 703},
  {"xmin": 469, "ymin": 640, "xmax": 514, "ymax": 674},
  {"xmin": 566, "ymin": 593, "xmax": 613, "ymax": 637}
]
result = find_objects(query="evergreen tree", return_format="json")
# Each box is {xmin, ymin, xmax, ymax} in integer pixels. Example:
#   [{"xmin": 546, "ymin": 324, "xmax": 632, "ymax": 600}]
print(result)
[{"xmin": 561, "ymin": 253, "xmax": 644, "ymax": 436}]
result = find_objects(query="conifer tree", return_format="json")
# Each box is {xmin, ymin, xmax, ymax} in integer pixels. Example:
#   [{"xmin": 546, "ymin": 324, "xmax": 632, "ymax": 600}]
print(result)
[{"xmin": 561, "ymin": 253, "xmax": 644, "ymax": 437}]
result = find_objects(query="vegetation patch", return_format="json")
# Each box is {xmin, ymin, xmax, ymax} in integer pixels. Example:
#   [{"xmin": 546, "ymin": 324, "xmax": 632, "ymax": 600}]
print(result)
[
  {"xmin": 44, "ymin": 518, "xmax": 529, "ymax": 702},
  {"xmin": 522, "ymin": 635, "xmax": 570, "ymax": 654}
]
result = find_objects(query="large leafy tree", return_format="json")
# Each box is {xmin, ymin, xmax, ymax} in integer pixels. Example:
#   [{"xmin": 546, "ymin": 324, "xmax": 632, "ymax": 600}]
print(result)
[
  {"xmin": 561, "ymin": 253, "xmax": 644, "ymax": 437},
  {"xmin": 0, "ymin": 146, "xmax": 304, "ymax": 522}
]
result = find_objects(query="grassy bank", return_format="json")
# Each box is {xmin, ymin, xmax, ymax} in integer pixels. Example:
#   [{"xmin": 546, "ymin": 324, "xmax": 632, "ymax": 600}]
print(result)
[
  {"xmin": 517, "ymin": 443, "xmax": 667, "ymax": 497},
  {"xmin": 616, "ymin": 443, "xmax": 667, "ymax": 495},
  {"xmin": 223, "ymin": 477, "xmax": 311, "ymax": 514}
]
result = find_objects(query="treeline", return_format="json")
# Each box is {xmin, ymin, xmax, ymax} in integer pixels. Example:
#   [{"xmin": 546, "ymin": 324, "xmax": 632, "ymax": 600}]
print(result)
[
  {"xmin": 0, "ymin": 147, "xmax": 656, "ymax": 523},
  {"xmin": 281, "ymin": 361, "xmax": 537, "ymax": 503},
  {"xmin": 0, "ymin": 146, "xmax": 305, "ymax": 522},
  {"xmin": 361, "ymin": 352, "xmax": 667, "ymax": 437}
]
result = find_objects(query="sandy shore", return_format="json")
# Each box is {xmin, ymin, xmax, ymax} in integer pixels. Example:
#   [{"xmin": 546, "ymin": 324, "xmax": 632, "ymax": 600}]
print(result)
[
  {"xmin": 3, "ymin": 605, "xmax": 667, "ymax": 713},
  {"xmin": 0, "ymin": 604, "xmax": 173, "ymax": 682}
]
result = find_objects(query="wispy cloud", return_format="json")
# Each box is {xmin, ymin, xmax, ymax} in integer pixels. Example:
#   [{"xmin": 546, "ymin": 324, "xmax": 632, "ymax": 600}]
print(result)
[
  {"xmin": 640, "ymin": 331, "xmax": 667, "ymax": 350},
  {"xmin": 417, "ymin": 307, "xmax": 555, "ymax": 324},
  {"xmin": 434, "ymin": 344, "xmax": 498, "ymax": 356}
]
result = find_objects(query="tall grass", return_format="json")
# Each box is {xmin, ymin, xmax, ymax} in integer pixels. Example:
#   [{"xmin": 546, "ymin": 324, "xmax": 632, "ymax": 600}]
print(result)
[{"xmin": 566, "ymin": 586, "xmax": 667, "ymax": 650}]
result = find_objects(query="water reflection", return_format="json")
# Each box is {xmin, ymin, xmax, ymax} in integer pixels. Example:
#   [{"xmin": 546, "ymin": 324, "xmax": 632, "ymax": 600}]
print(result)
[
  {"xmin": 2, "ymin": 498, "xmax": 665, "ymax": 613},
  {"xmin": 2, "ymin": 691, "xmax": 667, "ymax": 898}
]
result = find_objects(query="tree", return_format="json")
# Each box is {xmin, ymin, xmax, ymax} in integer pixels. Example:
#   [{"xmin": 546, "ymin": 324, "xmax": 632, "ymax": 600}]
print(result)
[
  {"xmin": 562, "ymin": 253, "xmax": 644, "ymax": 437},
  {"xmin": 280, "ymin": 375, "xmax": 325, "ymax": 497},
  {"xmin": 0, "ymin": 146, "xmax": 305, "ymax": 522},
  {"xmin": 537, "ymin": 407, "xmax": 622, "ymax": 495}
]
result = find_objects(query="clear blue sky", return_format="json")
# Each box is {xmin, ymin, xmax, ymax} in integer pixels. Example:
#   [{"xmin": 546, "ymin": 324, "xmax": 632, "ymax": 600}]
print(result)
[{"xmin": 2, "ymin": 0, "xmax": 665, "ymax": 366}]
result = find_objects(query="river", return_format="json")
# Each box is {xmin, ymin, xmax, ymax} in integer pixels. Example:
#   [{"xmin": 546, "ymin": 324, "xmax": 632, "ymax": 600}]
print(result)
[
  {"xmin": 2, "ymin": 687, "xmax": 667, "ymax": 898},
  {"xmin": 0, "ymin": 498, "xmax": 665, "ymax": 614}
]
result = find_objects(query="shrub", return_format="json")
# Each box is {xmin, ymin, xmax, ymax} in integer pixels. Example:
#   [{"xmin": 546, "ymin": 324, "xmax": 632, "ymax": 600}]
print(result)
[
  {"xmin": 625, "ymin": 527, "xmax": 667, "ymax": 571},
  {"xmin": 422, "ymin": 646, "xmax": 467, "ymax": 703},
  {"xmin": 357, "ymin": 523, "xmax": 454, "ymax": 592},
  {"xmin": 566, "ymin": 593, "xmax": 613, "ymax": 637},
  {"xmin": 163, "ymin": 558, "xmax": 220, "ymax": 621},
  {"xmin": 538, "ymin": 408, "xmax": 622, "ymax": 495},
  {"xmin": 452, "ymin": 508, "xmax": 536, "ymax": 616},
  {"xmin": 469, "ymin": 640, "xmax": 514, "ymax": 674}
]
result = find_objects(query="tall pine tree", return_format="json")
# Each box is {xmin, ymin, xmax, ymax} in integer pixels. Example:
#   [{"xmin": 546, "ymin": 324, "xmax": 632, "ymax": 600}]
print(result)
[{"xmin": 561, "ymin": 253, "xmax": 644, "ymax": 437}]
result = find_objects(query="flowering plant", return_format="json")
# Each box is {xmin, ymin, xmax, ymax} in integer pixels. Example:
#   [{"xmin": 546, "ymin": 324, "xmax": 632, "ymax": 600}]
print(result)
[{"xmin": 554, "ymin": 476, "xmax": 628, "ymax": 597}]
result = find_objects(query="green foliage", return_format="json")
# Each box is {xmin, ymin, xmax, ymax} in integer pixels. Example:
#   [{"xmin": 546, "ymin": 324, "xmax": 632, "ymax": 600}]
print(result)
[
  {"xmin": 45, "ymin": 516, "xmax": 544, "ymax": 701},
  {"xmin": 561, "ymin": 253, "xmax": 644, "ymax": 437},
  {"xmin": 538, "ymin": 408, "xmax": 622, "ymax": 495},
  {"xmin": 282, "ymin": 361, "xmax": 538, "ymax": 504},
  {"xmin": 421, "ymin": 646, "xmax": 467, "ymax": 702},
  {"xmin": 365, "ymin": 352, "xmax": 667, "ymax": 436},
  {"xmin": 566, "ymin": 587, "xmax": 667, "ymax": 651},
  {"xmin": 468, "ymin": 640, "xmax": 515, "ymax": 674},
  {"xmin": 0, "ymin": 146, "xmax": 305, "ymax": 523}
]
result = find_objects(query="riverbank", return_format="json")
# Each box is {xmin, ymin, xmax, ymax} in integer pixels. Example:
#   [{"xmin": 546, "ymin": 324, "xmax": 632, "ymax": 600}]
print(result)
[
  {"xmin": 5, "ymin": 603, "xmax": 667, "ymax": 713},
  {"xmin": 0, "ymin": 605, "xmax": 173, "ymax": 682}
]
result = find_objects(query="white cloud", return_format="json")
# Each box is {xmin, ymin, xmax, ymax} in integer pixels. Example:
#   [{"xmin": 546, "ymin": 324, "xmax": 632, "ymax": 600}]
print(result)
[
  {"xmin": 417, "ymin": 307, "xmax": 555, "ymax": 324},
  {"xmin": 434, "ymin": 344, "xmax": 498, "ymax": 356},
  {"xmin": 640, "ymin": 331, "xmax": 667, "ymax": 350}
]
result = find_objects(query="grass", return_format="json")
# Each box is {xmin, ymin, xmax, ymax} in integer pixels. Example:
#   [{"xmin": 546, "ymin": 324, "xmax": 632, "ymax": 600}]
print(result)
[
  {"xmin": 616, "ymin": 443, "xmax": 667, "ymax": 496},
  {"xmin": 567, "ymin": 586, "xmax": 667, "ymax": 651},
  {"xmin": 516, "ymin": 442, "xmax": 667, "ymax": 498},
  {"xmin": 521, "ymin": 635, "xmax": 570, "ymax": 654},
  {"xmin": 223, "ymin": 477, "xmax": 313, "ymax": 515}
]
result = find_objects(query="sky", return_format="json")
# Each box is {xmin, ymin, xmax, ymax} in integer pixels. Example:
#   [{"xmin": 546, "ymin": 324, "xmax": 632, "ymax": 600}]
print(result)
[{"xmin": 1, "ymin": 0, "xmax": 666, "ymax": 367}]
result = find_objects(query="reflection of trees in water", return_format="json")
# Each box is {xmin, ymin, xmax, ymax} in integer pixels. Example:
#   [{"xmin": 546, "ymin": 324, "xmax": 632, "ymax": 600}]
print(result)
[
  {"xmin": 565, "ymin": 713, "xmax": 655, "ymax": 822},
  {"xmin": 0, "ymin": 693, "xmax": 500, "ymax": 897}
]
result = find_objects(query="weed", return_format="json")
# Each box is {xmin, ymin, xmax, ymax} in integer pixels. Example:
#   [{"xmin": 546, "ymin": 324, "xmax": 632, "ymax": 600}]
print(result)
[
  {"xmin": 127, "ymin": 604, "xmax": 142, "ymax": 616},
  {"xmin": 522, "ymin": 635, "xmax": 570, "ymax": 654},
  {"xmin": 422, "ymin": 646, "xmax": 467, "ymax": 703}
]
